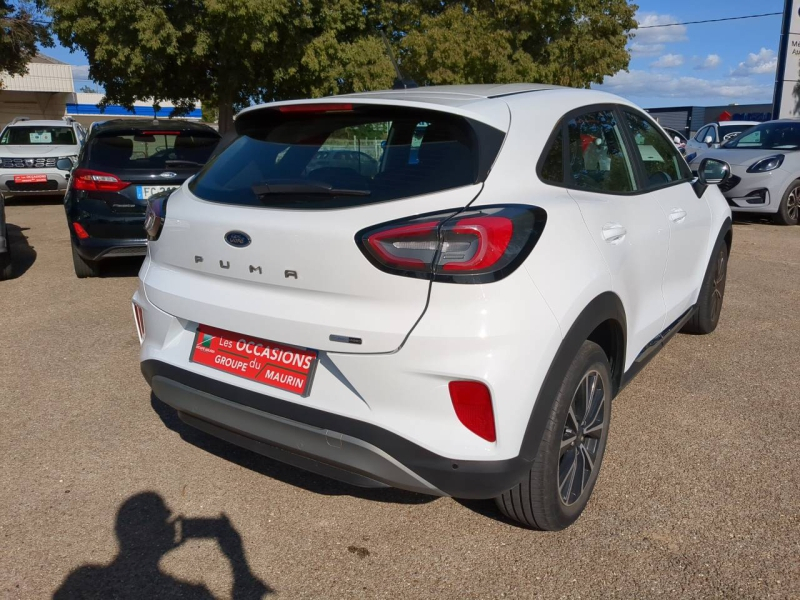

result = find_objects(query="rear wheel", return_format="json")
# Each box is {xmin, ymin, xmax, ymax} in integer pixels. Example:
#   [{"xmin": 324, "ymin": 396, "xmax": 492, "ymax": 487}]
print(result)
[
  {"xmin": 72, "ymin": 244, "xmax": 99, "ymax": 278},
  {"xmin": 495, "ymin": 341, "xmax": 612, "ymax": 530},
  {"xmin": 0, "ymin": 226, "xmax": 11, "ymax": 281},
  {"xmin": 682, "ymin": 241, "xmax": 728, "ymax": 335},
  {"xmin": 774, "ymin": 181, "xmax": 800, "ymax": 225}
]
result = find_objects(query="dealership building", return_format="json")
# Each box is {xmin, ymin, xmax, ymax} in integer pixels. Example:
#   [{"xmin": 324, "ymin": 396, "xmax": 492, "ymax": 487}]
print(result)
[
  {"xmin": 0, "ymin": 54, "xmax": 201, "ymax": 128},
  {"xmin": 645, "ymin": 104, "xmax": 773, "ymax": 137}
]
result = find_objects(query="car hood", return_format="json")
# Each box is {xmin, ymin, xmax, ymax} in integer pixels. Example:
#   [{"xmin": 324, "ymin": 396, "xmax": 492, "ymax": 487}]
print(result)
[
  {"xmin": 0, "ymin": 145, "xmax": 79, "ymax": 158},
  {"xmin": 698, "ymin": 148, "xmax": 798, "ymax": 167}
]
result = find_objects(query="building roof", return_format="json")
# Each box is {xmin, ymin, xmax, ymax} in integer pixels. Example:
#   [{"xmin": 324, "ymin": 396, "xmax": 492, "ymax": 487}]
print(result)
[{"xmin": 30, "ymin": 54, "xmax": 67, "ymax": 65}]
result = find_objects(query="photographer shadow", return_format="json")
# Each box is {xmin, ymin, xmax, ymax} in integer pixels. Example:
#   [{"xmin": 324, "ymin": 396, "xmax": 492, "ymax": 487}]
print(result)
[
  {"xmin": 53, "ymin": 492, "xmax": 271, "ymax": 599},
  {"xmin": 151, "ymin": 393, "xmax": 435, "ymax": 506}
]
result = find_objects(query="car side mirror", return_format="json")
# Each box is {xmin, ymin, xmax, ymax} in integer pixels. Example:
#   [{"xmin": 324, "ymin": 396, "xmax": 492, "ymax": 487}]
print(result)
[
  {"xmin": 698, "ymin": 158, "xmax": 731, "ymax": 185},
  {"xmin": 704, "ymin": 135, "xmax": 714, "ymax": 146}
]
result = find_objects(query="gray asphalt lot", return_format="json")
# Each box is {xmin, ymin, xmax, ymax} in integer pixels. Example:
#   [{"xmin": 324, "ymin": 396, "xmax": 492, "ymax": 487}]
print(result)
[{"xmin": 1, "ymin": 198, "xmax": 798, "ymax": 599}]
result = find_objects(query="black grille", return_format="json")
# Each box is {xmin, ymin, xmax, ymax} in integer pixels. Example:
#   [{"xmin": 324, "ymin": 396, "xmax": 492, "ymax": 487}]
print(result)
[
  {"xmin": 5, "ymin": 180, "xmax": 58, "ymax": 192},
  {"xmin": 2, "ymin": 157, "xmax": 57, "ymax": 169},
  {"xmin": 719, "ymin": 175, "xmax": 740, "ymax": 193}
]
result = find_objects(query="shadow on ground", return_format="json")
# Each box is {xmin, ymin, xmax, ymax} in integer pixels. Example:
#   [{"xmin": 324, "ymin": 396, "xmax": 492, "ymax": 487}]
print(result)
[
  {"xmin": 98, "ymin": 256, "xmax": 145, "ymax": 278},
  {"xmin": 151, "ymin": 394, "xmax": 436, "ymax": 506},
  {"xmin": 52, "ymin": 491, "xmax": 272, "ymax": 599},
  {"xmin": 3, "ymin": 224, "xmax": 37, "ymax": 279}
]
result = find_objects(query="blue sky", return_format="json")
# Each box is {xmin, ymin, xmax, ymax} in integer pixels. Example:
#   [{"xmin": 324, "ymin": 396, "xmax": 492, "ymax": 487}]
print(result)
[
  {"xmin": 594, "ymin": 0, "xmax": 785, "ymax": 107},
  {"xmin": 43, "ymin": 0, "xmax": 786, "ymax": 108}
]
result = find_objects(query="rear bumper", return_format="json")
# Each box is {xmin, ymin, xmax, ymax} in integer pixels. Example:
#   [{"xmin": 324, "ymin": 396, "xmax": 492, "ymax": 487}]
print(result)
[
  {"xmin": 143, "ymin": 359, "xmax": 532, "ymax": 498},
  {"xmin": 72, "ymin": 237, "xmax": 147, "ymax": 261}
]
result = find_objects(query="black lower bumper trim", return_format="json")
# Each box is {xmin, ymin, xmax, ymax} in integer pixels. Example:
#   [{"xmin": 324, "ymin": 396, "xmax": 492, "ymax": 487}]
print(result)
[{"xmin": 142, "ymin": 360, "xmax": 532, "ymax": 499}]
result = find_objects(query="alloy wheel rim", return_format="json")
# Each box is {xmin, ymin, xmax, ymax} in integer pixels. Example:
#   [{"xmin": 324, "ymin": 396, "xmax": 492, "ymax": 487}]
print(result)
[
  {"xmin": 710, "ymin": 248, "xmax": 727, "ymax": 323},
  {"xmin": 559, "ymin": 370, "xmax": 605, "ymax": 506},
  {"xmin": 788, "ymin": 188, "xmax": 799, "ymax": 222}
]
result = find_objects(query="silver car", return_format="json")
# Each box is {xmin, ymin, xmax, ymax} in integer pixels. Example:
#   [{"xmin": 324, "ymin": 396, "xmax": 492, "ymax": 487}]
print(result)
[
  {"xmin": 0, "ymin": 117, "xmax": 85, "ymax": 198},
  {"xmin": 685, "ymin": 120, "xmax": 759, "ymax": 159},
  {"xmin": 688, "ymin": 119, "xmax": 800, "ymax": 225}
]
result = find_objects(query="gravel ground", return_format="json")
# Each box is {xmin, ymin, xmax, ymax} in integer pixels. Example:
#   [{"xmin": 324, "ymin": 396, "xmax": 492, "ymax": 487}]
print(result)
[{"xmin": 1, "ymin": 199, "xmax": 798, "ymax": 599}]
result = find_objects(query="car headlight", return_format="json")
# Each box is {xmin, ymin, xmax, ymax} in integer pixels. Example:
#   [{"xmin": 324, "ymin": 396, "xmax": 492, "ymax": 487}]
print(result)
[
  {"xmin": 747, "ymin": 154, "xmax": 784, "ymax": 173},
  {"xmin": 56, "ymin": 155, "xmax": 78, "ymax": 171}
]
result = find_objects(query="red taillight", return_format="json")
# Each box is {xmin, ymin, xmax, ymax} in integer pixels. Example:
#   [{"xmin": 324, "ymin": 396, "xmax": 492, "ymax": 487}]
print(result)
[
  {"xmin": 277, "ymin": 103, "xmax": 354, "ymax": 113},
  {"xmin": 72, "ymin": 222, "xmax": 90, "ymax": 239},
  {"xmin": 358, "ymin": 205, "xmax": 546, "ymax": 284},
  {"xmin": 132, "ymin": 302, "xmax": 145, "ymax": 342},
  {"xmin": 449, "ymin": 381, "xmax": 496, "ymax": 442},
  {"xmin": 72, "ymin": 168, "xmax": 130, "ymax": 192}
]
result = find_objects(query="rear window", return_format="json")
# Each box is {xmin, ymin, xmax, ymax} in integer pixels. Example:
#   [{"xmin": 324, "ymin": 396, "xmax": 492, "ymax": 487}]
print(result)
[
  {"xmin": 1, "ymin": 126, "xmax": 76, "ymax": 145},
  {"xmin": 87, "ymin": 129, "xmax": 220, "ymax": 171},
  {"xmin": 189, "ymin": 105, "xmax": 493, "ymax": 209}
]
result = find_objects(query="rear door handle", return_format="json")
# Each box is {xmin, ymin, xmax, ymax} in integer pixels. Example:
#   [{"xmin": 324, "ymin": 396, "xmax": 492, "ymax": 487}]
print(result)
[
  {"xmin": 669, "ymin": 208, "xmax": 687, "ymax": 223},
  {"xmin": 601, "ymin": 222, "xmax": 627, "ymax": 244}
]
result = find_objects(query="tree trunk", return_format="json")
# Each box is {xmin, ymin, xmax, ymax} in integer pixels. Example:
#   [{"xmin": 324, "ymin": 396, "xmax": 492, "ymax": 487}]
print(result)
[{"xmin": 217, "ymin": 97, "xmax": 235, "ymax": 135}]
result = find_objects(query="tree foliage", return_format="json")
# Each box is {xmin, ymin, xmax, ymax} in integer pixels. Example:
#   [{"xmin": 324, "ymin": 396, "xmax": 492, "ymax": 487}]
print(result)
[
  {"xmin": 43, "ymin": 0, "xmax": 636, "ymax": 131},
  {"xmin": 1, "ymin": 1, "xmax": 52, "ymax": 86}
]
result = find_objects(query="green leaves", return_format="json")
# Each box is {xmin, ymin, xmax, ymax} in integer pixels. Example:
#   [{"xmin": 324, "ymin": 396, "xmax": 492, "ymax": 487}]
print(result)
[
  {"xmin": 1, "ymin": 1, "xmax": 53, "ymax": 86},
  {"xmin": 42, "ymin": 0, "xmax": 636, "ymax": 130}
]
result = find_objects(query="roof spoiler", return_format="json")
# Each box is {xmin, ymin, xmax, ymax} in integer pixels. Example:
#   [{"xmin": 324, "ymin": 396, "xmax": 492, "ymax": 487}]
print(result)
[{"xmin": 10, "ymin": 117, "xmax": 30, "ymax": 125}]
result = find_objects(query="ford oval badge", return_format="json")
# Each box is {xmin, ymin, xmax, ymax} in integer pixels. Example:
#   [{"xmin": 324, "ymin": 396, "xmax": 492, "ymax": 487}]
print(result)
[
  {"xmin": 224, "ymin": 231, "xmax": 251, "ymax": 248},
  {"xmin": 159, "ymin": 171, "xmax": 177, "ymax": 178}
]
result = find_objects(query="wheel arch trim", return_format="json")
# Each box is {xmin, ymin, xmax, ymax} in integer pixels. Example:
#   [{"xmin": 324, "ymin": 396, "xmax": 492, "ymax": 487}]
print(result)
[{"xmin": 517, "ymin": 291, "xmax": 626, "ymax": 462}]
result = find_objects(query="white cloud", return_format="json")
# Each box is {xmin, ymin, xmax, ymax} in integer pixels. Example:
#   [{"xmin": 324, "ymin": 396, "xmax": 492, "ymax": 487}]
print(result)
[
  {"xmin": 629, "ymin": 42, "xmax": 665, "ymax": 57},
  {"xmin": 651, "ymin": 53, "xmax": 684, "ymax": 68},
  {"xmin": 70, "ymin": 65, "xmax": 90, "ymax": 81},
  {"xmin": 595, "ymin": 69, "xmax": 774, "ymax": 104},
  {"xmin": 633, "ymin": 13, "xmax": 689, "ymax": 45},
  {"xmin": 731, "ymin": 48, "xmax": 777, "ymax": 76},
  {"xmin": 695, "ymin": 54, "xmax": 721, "ymax": 70}
]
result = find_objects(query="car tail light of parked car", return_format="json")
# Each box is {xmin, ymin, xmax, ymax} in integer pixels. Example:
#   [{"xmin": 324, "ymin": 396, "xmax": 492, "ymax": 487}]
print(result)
[
  {"xmin": 357, "ymin": 205, "xmax": 546, "ymax": 283},
  {"xmin": 71, "ymin": 168, "xmax": 131, "ymax": 192}
]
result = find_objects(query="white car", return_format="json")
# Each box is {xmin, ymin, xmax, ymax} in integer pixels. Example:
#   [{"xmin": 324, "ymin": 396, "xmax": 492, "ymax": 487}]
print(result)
[
  {"xmin": 134, "ymin": 85, "xmax": 733, "ymax": 530},
  {"xmin": 685, "ymin": 120, "xmax": 759, "ymax": 159},
  {"xmin": 688, "ymin": 119, "xmax": 800, "ymax": 225},
  {"xmin": 0, "ymin": 117, "xmax": 85, "ymax": 197}
]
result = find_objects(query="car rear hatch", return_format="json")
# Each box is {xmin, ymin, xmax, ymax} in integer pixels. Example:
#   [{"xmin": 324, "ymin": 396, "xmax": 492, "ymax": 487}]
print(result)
[
  {"xmin": 75, "ymin": 127, "xmax": 219, "ymax": 239},
  {"xmin": 144, "ymin": 100, "xmax": 508, "ymax": 353}
]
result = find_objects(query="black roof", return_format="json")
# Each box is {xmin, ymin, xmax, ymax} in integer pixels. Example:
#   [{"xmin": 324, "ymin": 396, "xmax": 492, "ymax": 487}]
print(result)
[{"xmin": 90, "ymin": 118, "xmax": 219, "ymax": 135}]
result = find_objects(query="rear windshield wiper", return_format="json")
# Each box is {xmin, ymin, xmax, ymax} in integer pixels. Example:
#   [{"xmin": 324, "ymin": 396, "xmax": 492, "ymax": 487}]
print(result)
[
  {"xmin": 165, "ymin": 159, "xmax": 204, "ymax": 167},
  {"xmin": 252, "ymin": 180, "xmax": 371, "ymax": 198}
]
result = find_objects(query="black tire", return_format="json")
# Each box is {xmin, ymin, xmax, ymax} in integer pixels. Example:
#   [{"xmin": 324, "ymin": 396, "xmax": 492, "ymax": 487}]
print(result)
[
  {"xmin": 774, "ymin": 180, "xmax": 800, "ymax": 226},
  {"xmin": 72, "ymin": 244, "xmax": 99, "ymax": 278},
  {"xmin": 0, "ymin": 250, "xmax": 11, "ymax": 281},
  {"xmin": 495, "ymin": 341, "xmax": 612, "ymax": 530},
  {"xmin": 682, "ymin": 241, "xmax": 728, "ymax": 335}
]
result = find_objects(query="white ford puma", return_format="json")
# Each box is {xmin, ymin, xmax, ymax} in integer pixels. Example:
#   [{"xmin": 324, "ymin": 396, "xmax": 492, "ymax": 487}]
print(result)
[{"xmin": 134, "ymin": 84, "xmax": 733, "ymax": 530}]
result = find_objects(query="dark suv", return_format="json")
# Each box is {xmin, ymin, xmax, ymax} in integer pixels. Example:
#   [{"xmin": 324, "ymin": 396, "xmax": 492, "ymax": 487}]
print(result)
[{"xmin": 64, "ymin": 119, "xmax": 220, "ymax": 277}]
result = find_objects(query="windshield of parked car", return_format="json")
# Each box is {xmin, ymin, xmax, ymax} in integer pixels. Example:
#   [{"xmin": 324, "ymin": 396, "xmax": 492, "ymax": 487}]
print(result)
[
  {"xmin": 723, "ymin": 122, "xmax": 800, "ymax": 150},
  {"xmin": 0, "ymin": 126, "xmax": 76, "ymax": 145},
  {"xmin": 86, "ymin": 129, "xmax": 220, "ymax": 170},
  {"xmin": 189, "ymin": 105, "xmax": 499, "ymax": 209},
  {"xmin": 718, "ymin": 124, "xmax": 754, "ymax": 144}
]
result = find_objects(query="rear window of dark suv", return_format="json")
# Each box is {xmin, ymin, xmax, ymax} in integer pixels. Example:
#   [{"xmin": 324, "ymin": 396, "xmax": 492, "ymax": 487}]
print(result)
[
  {"xmin": 188, "ymin": 104, "xmax": 504, "ymax": 209},
  {"xmin": 87, "ymin": 128, "xmax": 220, "ymax": 171}
]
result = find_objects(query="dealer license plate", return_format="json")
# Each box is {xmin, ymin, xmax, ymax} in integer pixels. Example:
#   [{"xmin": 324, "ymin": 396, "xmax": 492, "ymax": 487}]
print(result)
[
  {"xmin": 190, "ymin": 325, "xmax": 318, "ymax": 397},
  {"xmin": 14, "ymin": 174, "xmax": 47, "ymax": 184},
  {"xmin": 136, "ymin": 185, "xmax": 179, "ymax": 200}
]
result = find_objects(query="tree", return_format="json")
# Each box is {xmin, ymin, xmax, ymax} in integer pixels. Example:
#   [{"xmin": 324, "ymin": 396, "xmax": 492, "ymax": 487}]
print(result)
[
  {"xmin": 0, "ymin": 0, "xmax": 52, "ymax": 86},
  {"xmin": 44, "ymin": 1, "xmax": 636, "ymax": 133}
]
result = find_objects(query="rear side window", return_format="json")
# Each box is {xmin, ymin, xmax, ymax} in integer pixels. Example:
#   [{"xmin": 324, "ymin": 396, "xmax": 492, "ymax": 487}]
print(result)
[
  {"xmin": 189, "ymin": 105, "xmax": 497, "ymax": 209},
  {"xmin": 623, "ymin": 111, "xmax": 691, "ymax": 187},
  {"xmin": 566, "ymin": 110, "xmax": 636, "ymax": 193},
  {"xmin": 1, "ymin": 126, "xmax": 76, "ymax": 145},
  {"xmin": 87, "ymin": 129, "xmax": 220, "ymax": 171},
  {"xmin": 540, "ymin": 129, "xmax": 564, "ymax": 184}
]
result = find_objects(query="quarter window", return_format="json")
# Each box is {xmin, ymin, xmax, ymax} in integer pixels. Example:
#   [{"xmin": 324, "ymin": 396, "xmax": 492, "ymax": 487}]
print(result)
[
  {"xmin": 566, "ymin": 110, "xmax": 636, "ymax": 193},
  {"xmin": 540, "ymin": 129, "xmax": 564, "ymax": 184},
  {"xmin": 623, "ymin": 111, "xmax": 691, "ymax": 188},
  {"xmin": 694, "ymin": 126, "xmax": 709, "ymax": 142}
]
